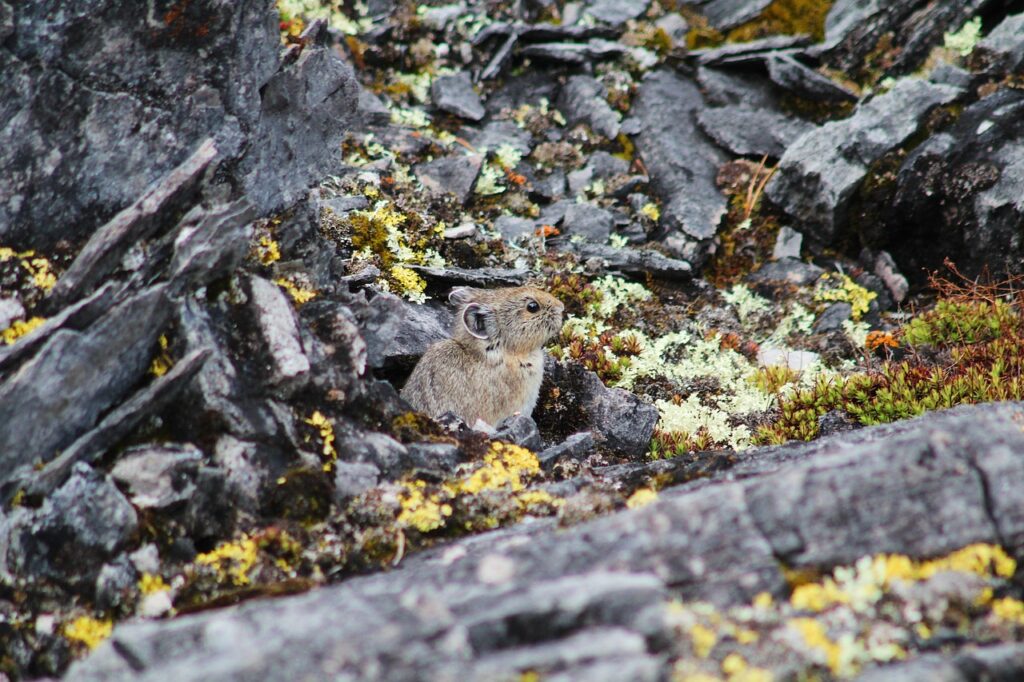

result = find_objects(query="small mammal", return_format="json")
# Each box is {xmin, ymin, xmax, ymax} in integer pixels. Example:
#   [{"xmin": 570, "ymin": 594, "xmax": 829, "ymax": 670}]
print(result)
[{"xmin": 401, "ymin": 286, "xmax": 564, "ymax": 426}]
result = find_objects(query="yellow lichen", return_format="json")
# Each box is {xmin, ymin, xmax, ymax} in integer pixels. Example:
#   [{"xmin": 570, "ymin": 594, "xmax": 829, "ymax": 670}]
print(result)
[
  {"xmin": 389, "ymin": 264, "xmax": 428, "ymax": 304},
  {"xmin": 626, "ymin": 487, "xmax": 659, "ymax": 509},
  {"xmin": 275, "ymin": 277, "xmax": 318, "ymax": 304},
  {"xmin": 0, "ymin": 247, "xmax": 57, "ymax": 291},
  {"xmin": 991, "ymin": 597, "xmax": 1024, "ymax": 624},
  {"xmin": 149, "ymin": 334, "xmax": 173, "ymax": 377},
  {"xmin": 814, "ymin": 273, "xmax": 876, "ymax": 321},
  {"xmin": 789, "ymin": 617, "xmax": 845, "ymax": 675},
  {"xmin": 256, "ymin": 235, "xmax": 281, "ymax": 264},
  {"xmin": 138, "ymin": 573, "xmax": 170, "ymax": 595},
  {"xmin": 397, "ymin": 480, "xmax": 453, "ymax": 533},
  {"xmin": 640, "ymin": 202, "xmax": 661, "ymax": 222},
  {"xmin": 304, "ymin": 411, "xmax": 338, "ymax": 470},
  {"xmin": 195, "ymin": 535, "xmax": 259, "ymax": 586},
  {"xmin": 516, "ymin": 489, "xmax": 562, "ymax": 510},
  {"xmin": 722, "ymin": 653, "xmax": 773, "ymax": 682},
  {"xmin": 2, "ymin": 316, "xmax": 45, "ymax": 345},
  {"xmin": 63, "ymin": 616, "xmax": 113, "ymax": 650},
  {"xmin": 690, "ymin": 623, "xmax": 718, "ymax": 658},
  {"xmin": 453, "ymin": 442, "xmax": 540, "ymax": 495}
]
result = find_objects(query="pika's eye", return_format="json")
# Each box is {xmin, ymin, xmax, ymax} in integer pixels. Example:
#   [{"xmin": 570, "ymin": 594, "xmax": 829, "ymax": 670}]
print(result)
[{"xmin": 526, "ymin": 300, "xmax": 540, "ymax": 313}]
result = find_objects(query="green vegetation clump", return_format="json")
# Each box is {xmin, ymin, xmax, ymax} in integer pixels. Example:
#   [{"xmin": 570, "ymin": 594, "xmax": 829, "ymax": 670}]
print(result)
[{"xmin": 757, "ymin": 275, "xmax": 1024, "ymax": 444}]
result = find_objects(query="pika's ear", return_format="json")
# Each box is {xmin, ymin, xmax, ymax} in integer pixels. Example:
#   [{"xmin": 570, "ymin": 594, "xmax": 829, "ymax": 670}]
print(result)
[
  {"xmin": 461, "ymin": 302, "xmax": 495, "ymax": 340},
  {"xmin": 449, "ymin": 287, "xmax": 479, "ymax": 306}
]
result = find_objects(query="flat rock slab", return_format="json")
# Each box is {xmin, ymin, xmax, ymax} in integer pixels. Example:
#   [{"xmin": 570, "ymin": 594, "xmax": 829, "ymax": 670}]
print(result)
[
  {"xmin": 765, "ymin": 77, "xmax": 961, "ymax": 244},
  {"xmin": 632, "ymin": 69, "xmax": 728, "ymax": 265},
  {"xmin": 696, "ymin": 104, "xmax": 811, "ymax": 158},
  {"xmin": 559, "ymin": 75, "xmax": 620, "ymax": 139},
  {"xmin": 431, "ymin": 72, "xmax": 486, "ymax": 121},
  {"xmin": 414, "ymin": 154, "xmax": 484, "ymax": 205},
  {"xmin": 72, "ymin": 402, "xmax": 1024, "ymax": 681}
]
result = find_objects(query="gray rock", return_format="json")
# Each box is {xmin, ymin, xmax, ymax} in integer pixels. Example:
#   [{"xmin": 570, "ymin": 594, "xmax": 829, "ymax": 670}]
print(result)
[
  {"xmin": 697, "ymin": 66, "xmax": 779, "ymax": 109},
  {"xmin": 0, "ymin": 2, "xmax": 275, "ymax": 249},
  {"xmin": 11, "ymin": 463, "xmax": 137, "ymax": 586},
  {"xmin": 538, "ymin": 431, "xmax": 596, "ymax": 468},
  {"xmin": 559, "ymin": 75, "xmax": 620, "ymax": 139},
  {"xmin": 355, "ymin": 86, "xmax": 391, "ymax": 126},
  {"xmin": 415, "ymin": 154, "xmax": 484, "ymax": 205},
  {"xmin": 747, "ymin": 257, "xmax": 824, "ymax": 286},
  {"xmin": 766, "ymin": 78, "xmax": 961, "ymax": 244},
  {"xmin": 530, "ymin": 169, "xmax": 567, "ymax": 200},
  {"xmin": 337, "ymin": 431, "xmax": 410, "ymax": 478},
  {"xmin": 690, "ymin": 35, "xmax": 812, "ymax": 66},
  {"xmin": 247, "ymin": 276, "xmax": 310, "ymax": 398},
  {"xmin": 856, "ymin": 643, "xmax": 1024, "ymax": 682},
  {"xmin": 633, "ymin": 69, "xmax": 728, "ymax": 267},
  {"xmin": 333, "ymin": 461, "xmax": 381, "ymax": 505},
  {"xmin": 766, "ymin": 54, "xmax": 858, "ymax": 102},
  {"xmin": 928, "ymin": 63, "xmax": 975, "ymax": 89},
  {"xmin": 0, "ymin": 285, "xmax": 169, "ymax": 489},
  {"xmin": 888, "ymin": 89, "xmax": 1024, "ymax": 279},
  {"xmin": 562, "ymin": 202, "xmax": 614, "ymax": 243},
  {"xmin": 583, "ymin": 0, "xmax": 649, "ymax": 27},
  {"xmin": 813, "ymin": 302, "xmax": 852, "ymax": 333},
  {"xmin": 816, "ymin": 409, "xmax": 858, "ymax": 438},
  {"xmin": 408, "ymin": 265, "xmax": 529, "ymax": 288},
  {"xmin": 494, "ymin": 414, "xmax": 543, "ymax": 451},
  {"xmin": 213, "ymin": 436, "xmax": 272, "ymax": 514},
  {"xmin": 110, "ymin": 444, "xmax": 203, "ymax": 510},
  {"xmin": 520, "ymin": 39, "xmax": 625, "ymax": 64},
  {"xmin": 567, "ymin": 242, "xmax": 692, "ymax": 280},
  {"xmin": 547, "ymin": 360, "xmax": 658, "ymax": 457},
  {"xmin": 443, "ymin": 223, "xmax": 478, "ymax": 239},
  {"xmin": 692, "ymin": 0, "xmax": 773, "ymax": 30},
  {"xmin": 772, "ymin": 226, "xmax": 803, "ymax": 260},
  {"xmin": 351, "ymin": 290, "xmax": 451, "ymax": 369},
  {"xmin": 696, "ymin": 104, "xmax": 811, "ymax": 158},
  {"xmin": 94, "ymin": 556, "xmax": 137, "ymax": 611},
  {"xmin": 974, "ymin": 12, "xmax": 1024, "ymax": 75},
  {"xmin": 872, "ymin": 250, "xmax": 908, "ymax": 304},
  {"xmin": 0, "ymin": 297, "xmax": 24, "ymax": 331},
  {"xmin": 655, "ymin": 13, "xmax": 689, "ymax": 47},
  {"xmin": 407, "ymin": 442, "xmax": 465, "ymax": 472},
  {"xmin": 74, "ymin": 402, "xmax": 1024, "ymax": 680},
  {"xmin": 494, "ymin": 215, "xmax": 536, "ymax": 242},
  {"xmin": 463, "ymin": 120, "xmax": 532, "ymax": 156},
  {"xmin": 431, "ymin": 72, "xmax": 486, "ymax": 121}
]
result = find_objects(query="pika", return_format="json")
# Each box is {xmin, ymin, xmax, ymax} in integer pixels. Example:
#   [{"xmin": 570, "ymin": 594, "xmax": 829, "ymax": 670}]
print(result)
[{"xmin": 401, "ymin": 286, "xmax": 564, "ymax": 427}]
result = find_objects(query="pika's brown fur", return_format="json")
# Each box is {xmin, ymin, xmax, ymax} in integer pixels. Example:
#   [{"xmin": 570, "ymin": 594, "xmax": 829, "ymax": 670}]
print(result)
[{"xmin": 401, "ymin": 286, "xmax": 564, "ymax": 426}]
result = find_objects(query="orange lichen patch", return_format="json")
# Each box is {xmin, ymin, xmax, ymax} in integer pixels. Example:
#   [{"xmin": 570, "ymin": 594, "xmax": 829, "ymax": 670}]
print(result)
[{"xmin": 865, "ymin": 330, "xmax": 898, "ymax": 351}]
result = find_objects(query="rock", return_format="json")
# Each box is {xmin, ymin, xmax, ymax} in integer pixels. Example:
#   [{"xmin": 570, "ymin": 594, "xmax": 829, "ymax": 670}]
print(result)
[
  {"xmin": 820, "ymin": 0, "xmax": 986, "ymax": 78},
  {"xmin": 494, "ymin": 215, "xmax": 536, "ymax": 243},
  {"xmin": 816, "ymin": 409, "xmax": 858, "ymax": 438},
  {"xmin": 72, "ymin": 402, "xmax": 1024, "ymax": 679},
  {"xmin": 871, "ymin": 250, "xmax": 908, "ymax": 304},
  {"xmin": 887, "ymin": 89, "xmax": 1024, "ymax": 279},
  {"xmin": 355, "ymin": 87, "xmax": 391, "ymax": 127},
  {"xmin": 546, "ymin": 360, "xmax": 659, "ymax": 457},
  {"xmin": 747, "ymin": 258, "xmax": 824, "ymax": 286},
  {"xmin": 583, "ymin": 0, "xmax": 649, "ymax": 27},
  {"xmin": 494, "ymin": 414, "xmax": 543, "ymax": 451},
  {"xmin": 538, "ymin": 432, "xmax": 595, "ymax": 469},
  {"xmin": 812, "ymin": 302, "xmax": 852, "ymax": 333},
  {"xmin": 0, "ymin": 297, "xmax": 24, "ymax": 330},
  {"xmin": 561, "ymin": 202, "xmax": 615, "ymax": 243},
  {"xmin": 94, "ymin": 556, "xmax": 137, "ymax": 611},
  {"xmin": 431, "ymin": 72, "xmax": 485, "ymax": 121},
  {"xmin": 408, "ymin": 265, "xmax": 529, "ymax": 288},
  {"xmin": 529, "ymin": 168, "xmax": 567, "ymax": 201},
  {"xmin": 765, "ymin": 78, "xmax": 961, "ymax": 245},
  {"xmin": 689, "ymin": 35, "xmax": 811, "ymax": 67},
  {"xmin": 463, "ymin": 120, "xmax": 532, "ymax": 157},
  {"xmin": 212, "ymin": 436, "xmax": 279, "ymax": 514},
  {"xmin": 444, "ymin": 223, "xmax": 477, "ymax": 239},
  {"xmin": 655, "ymin": 14, "xmax": 689, "ymax": 47},
  {"xmin": 333, "ymin": 461, "xmax": 381, "ymax": 505},
  {"xmin": 337, "ymin": 431, "xmax": 410, "ymax": 478},
  {"xmin": 351, "ymin": 290, "xmax": 451, "ymax": 370},
  {"xmin": 756, "ymin": 347, "xmax": 821, "ymax": 371},
  {"xmin": 772, "ymin": 226, "xmax": 802, "ymax": 260},
  {"xmin": 566, "ymin": 242, "xmax": 692, "ymax": 280},
  {"xmin": 0, "ymin": 2, "xmax": 275, "ymax": 249},
  {"xmin": 247, "ymin": 276, "xmax": 310, "ymax": 398},
  {"xmin": 765, "ymin": 54, "xmax": 857, "ymax": 103},
  {"xmin": 692, "ymin": 0, "xmax": 773, "ymax": 30},
  {"xmin": 696, "ymin": 104, "xmax": 811, "ymax": 158},
  {"xmin": 415, "ymin": 154, "xmax": 484, "ymax": 205},
  {"xmin": 972, "ymin": 13, "xmax": 1024, "ymax": 75},
  {"xmin": 559, "ymin": 76, "xmax": 620, "ymax": 139},
  {"xmin": 633, "ymin": 69, "xmax": 728, "ymax": 266},
  {"xmin": 519, "ymin": 39, "xmax": 625, "ymax": 64},
  {"xmin": 12, "ymin": 463, "xmax": 138, "ymax": 586},
  {"xmin": 407, "ymin": 443, "xmax": 465, "ymax": 472},
  {"xmin": 0, "ymin": 285, "xmax": 170, "ymax": 490},
  {"xmin": 697, "ymin": 66, "xmax": 779, "ymax": 109},
  {"xmin": 857, "ymin": 643, "xmax": 1024, "ymax": 682},
  {"xmin": 110, "ymin": 444, "xmax": 203, "ymax": 510}
]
